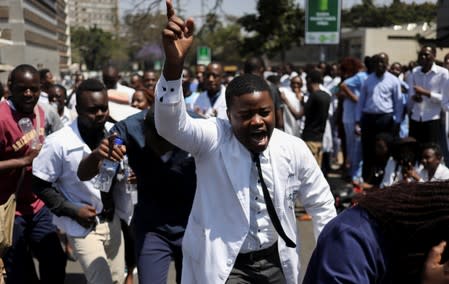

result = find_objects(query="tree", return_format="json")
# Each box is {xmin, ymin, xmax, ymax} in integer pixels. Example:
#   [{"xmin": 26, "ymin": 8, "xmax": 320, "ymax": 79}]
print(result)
[
  {"xmin": 71, "ymin": 26, "xmax": 126, "ymax": 70},
  {"xmin": 238, "ymin": 0, "xmax": 304, "ymax": 62},
  {"xmin": 192, "ymin": 14, "xmax": 242, "ymax": 65},
  {"xmin": 122, "ymin": 12, "xmax": 166, "ymax": 69},
  {"xmin": 342, "ymin": 1, "xmax": 437, "ymax": 28}
]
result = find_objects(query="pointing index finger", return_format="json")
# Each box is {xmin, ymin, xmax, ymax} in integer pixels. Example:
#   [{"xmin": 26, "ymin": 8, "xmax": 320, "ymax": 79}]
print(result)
[{"xmin": 166, "ymin": 0, "xmax": 175, "ymax": 19}]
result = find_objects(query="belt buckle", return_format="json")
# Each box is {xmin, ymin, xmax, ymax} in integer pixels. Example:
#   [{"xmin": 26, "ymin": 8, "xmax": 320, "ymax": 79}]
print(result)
[{"xmin": 96, "ymin": 213, "xmax": 107, "ymax": 224}]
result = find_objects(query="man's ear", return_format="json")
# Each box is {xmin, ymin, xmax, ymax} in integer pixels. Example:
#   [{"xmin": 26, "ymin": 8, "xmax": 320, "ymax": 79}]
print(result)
[{"xmin": 226, "ymin": 109, "xmax": 231, "ymax": 122}]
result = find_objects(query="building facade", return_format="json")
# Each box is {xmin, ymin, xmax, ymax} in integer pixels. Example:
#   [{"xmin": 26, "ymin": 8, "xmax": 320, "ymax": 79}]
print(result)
[
  {"xmin": 0, "ymin": 0, "xmax": 70, "ymax": 80},
  {"xmin": 67, "ymin": 0, "xmax": 119, "ymax": 34}
]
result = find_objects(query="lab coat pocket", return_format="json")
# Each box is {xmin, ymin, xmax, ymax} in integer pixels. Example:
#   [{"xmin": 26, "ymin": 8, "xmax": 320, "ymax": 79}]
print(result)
[
  {"xmin": 183, "ymin": 217, "xmax": 205, "ymax": 263},
  {"xmin": 286, "ymin": 175, "xmax": 300, "ymax": 210}
]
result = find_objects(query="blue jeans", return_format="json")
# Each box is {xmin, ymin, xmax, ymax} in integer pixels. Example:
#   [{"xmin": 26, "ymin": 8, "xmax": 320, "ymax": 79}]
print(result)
[
  {"xmin": 4, "ymin": 206, "xmax": 66, "ymax": 283},
  {"xmin": 135, "ymin": 230, "xmax": 183, "ymax": 284}
]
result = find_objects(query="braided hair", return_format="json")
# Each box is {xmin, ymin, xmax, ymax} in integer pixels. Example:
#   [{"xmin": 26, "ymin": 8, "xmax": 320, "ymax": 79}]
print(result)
[{"xmin": 357, "ymin": 181, "xmax": 449, "ymax": 283}]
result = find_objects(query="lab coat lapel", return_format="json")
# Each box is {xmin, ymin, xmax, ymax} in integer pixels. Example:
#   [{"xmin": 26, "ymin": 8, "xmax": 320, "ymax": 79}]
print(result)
[
  {"xmin": 220, "ymin": 136, "xmax": 251, "ymax": 221},
  {"xmin": 269, "ymin": 131, "xmax": 291, "ymax": 209}
]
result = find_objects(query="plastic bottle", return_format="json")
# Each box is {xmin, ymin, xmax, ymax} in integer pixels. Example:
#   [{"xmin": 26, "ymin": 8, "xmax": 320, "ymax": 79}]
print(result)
[
  {"xmin": 122, "ymin": 155, "xmax": 138, "ymax": 205},
  {"xmin": 94, "ymin": 137, "xmax": 124, "ymax": 192},
  {"xmin": 18, "ymin": 117, "xmax": 39, "ymax": 149}
]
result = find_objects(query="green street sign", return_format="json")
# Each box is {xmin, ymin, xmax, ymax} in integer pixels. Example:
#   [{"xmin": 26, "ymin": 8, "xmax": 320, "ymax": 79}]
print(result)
[
  {"xmin": 305, "ymin": 0, "xmax": 341, "ymax": 45},
  {"xmin": 154, "ymin": 60, "xmax": 161, "ymax": 71},
  {"xmin": 197, "ymin": 46, "xmax": 211, "ymax": 65}
]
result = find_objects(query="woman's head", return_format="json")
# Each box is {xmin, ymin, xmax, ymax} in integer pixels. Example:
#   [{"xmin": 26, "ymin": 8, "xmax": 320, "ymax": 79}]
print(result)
[
  {"xmin": 357, "ymin": 181, "xmax": 449, "ymax": 283},
  {"xmin": 131, "ymin": 88, "xmax": 154, "ymax": 110}
]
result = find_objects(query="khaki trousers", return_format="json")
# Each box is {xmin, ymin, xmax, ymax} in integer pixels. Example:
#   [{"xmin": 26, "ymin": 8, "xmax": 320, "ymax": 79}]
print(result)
[
  {"xmin": 68, "ymin": 213, "xmax": 124, "ymax": 284},
  {"xmin": 305, "ymin": 141, "xmax": 323, "ymax": 167}
]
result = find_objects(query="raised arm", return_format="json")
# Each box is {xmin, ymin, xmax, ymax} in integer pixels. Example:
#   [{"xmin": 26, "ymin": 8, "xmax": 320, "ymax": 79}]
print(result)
[
  {"xmin": 155, "ymin": 1, "xmax": 220, "ymax": 156},
  {"xmin": 340, "ymin": 83, "xmax": 359, "ymax": 103},
  {"xmin": 279, "ymin": 91, "xmax": 304, "ymax": 119},
  {"xmin": 162, "ymin": 0, "xmax": 194, "ymax": 80}
]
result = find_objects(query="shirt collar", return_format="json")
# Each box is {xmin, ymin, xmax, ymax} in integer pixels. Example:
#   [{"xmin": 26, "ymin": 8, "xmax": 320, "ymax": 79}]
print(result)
[
  {"xmin": 6, "ymin": 98, "xmax": 16, "ymax": 111},
  {"xmin": 430, "ymin": 63, "xmax": 438, "ymax": 74},
  {"xmin": 252, "ymin": 147, "xmax": 270, "ymax": 162},
  {"xmin": 420, "ymin": 63, "xmax": 438, "ymax": 74}
]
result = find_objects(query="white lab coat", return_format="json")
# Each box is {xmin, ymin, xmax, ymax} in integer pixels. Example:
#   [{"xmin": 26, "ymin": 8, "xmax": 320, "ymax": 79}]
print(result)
[
  {"xmin": 193, "ymin": 85, "xmax": 228, "ymax": 119},
  {"xmin": 155, "ymin": 76, "xmax": 337, "ymax": 284}
]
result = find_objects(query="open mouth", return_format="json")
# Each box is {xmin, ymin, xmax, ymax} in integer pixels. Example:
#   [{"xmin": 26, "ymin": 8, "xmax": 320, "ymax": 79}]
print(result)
[{"xmin": 249, "ymin": 131, "xmax": 268, "ymax": 146}]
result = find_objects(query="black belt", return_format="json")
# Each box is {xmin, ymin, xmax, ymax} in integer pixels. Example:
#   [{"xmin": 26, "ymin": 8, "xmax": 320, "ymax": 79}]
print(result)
[
  {"xmin": 362, "ymin": 112, "xmax": 392, "ymax": 117},
  {"xmin": 236, "ymin": 242, "xmax": 278, "ymax": 263},
  {"xmin": 96, "ymin": 208, "xmax": 114, "ymax": 223}
]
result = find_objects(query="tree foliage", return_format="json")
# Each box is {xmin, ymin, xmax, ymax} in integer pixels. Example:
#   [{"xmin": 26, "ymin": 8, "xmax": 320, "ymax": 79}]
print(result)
[
  {"xmin": 192, "ymin": 14, "xmax": 242, "ymax": 65},
  {"xmin": 341, "ymin": 1, "xmax": 437, "ymax": 28},
  {"xmin": 123, "ymin": 12, "xmax": 166, "ymax": 66},
  {"xmin": 238, "ymin": 0, "xmax": 303, "ymax": 61},
  {"xmin": 71, "ymin": 26, "xmax": 126, "ymax": 70}
]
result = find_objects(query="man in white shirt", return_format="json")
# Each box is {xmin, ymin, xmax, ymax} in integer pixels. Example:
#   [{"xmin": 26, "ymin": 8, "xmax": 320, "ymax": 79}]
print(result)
[
  {"xmin": 192, "ymin": 61, "xmax": 228, "ymax": 119},
  {"xmin": 32, "ymin": 79, "xmax": 125, "ymax": 284},
  {"xmin": 407, "ymin": 45, "xmax": 449, "ymax": 146},
  {"xmin": 154, "ymin": 2, "xmax": 337, "ymax": 283},
  {"xmin": 47, "ymin": 84, "xmax": 76, "ymax": 126}
]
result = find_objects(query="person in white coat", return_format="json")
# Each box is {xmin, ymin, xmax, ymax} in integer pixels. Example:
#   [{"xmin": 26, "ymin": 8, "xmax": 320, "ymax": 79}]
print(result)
[{"xmin": 154, "ymin": 2, "xmax": 337, "ymax": 283}]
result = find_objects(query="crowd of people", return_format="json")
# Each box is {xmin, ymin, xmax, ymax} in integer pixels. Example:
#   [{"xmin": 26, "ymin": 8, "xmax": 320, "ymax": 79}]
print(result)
[{"xmin": 2, "ymin": 1, "xmax": 449, "ymax": 283}]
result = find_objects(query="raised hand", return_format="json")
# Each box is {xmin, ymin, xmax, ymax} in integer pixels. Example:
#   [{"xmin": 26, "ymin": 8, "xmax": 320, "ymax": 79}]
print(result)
[
  {"xmin": 162, "ymin": 0, "xmax": 195, "ymax": 80},
  {"xmin": 92, "ymin": 133, "xmax": 126, "ymax": 162}
]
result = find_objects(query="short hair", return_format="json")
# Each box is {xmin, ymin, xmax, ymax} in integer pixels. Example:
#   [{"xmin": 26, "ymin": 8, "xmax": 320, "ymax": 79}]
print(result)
[
  {"xmin": 306, "ymin": 70, "xmax": 323, "ymax": 84},
  {"xmin": 10, "ymin": 64, "xmax": 38, "ymax": 87},
  {"xmin": 421, "ymin": 44, "xmax": 437, "ymax": 56},
  {"xmin": 364, "ymin": 56, "xmax": 374, "ymax": 73},
  {"xmin": 243, "ymin": 57, "xmax": 265, "ymax": 74},
  {"xmin": 49, "ymin": 84, "xmax": 67, "ymax": 96},
  {"xmin": 421, "ymin": 142, "xmax": 442, "ymax": 159},
  {"xmin": 39, "ymin": 68, "xmax": 51, "ymax": 81},
  {"xmin": 53, "ymin": 83, "xmax": 67, "ymax": 92},
  {"xmin": 102, "ymin": 64, "xmax": 117, "ymax": 73},
  {"xmin": 76, "ymin": 78, "xmax": 106, "ymax": 104},
  {"xmin": 225, "ymin": 74, "xmax": 271, "ymax": 108}
]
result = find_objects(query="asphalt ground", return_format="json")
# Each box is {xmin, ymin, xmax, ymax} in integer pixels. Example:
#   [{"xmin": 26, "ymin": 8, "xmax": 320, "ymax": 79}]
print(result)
[{"xmin": 59, "ymin": 167, "xmax": 349, "ymax": 284}]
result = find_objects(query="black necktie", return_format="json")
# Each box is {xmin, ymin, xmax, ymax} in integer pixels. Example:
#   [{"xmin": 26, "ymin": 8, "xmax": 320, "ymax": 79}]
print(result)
[{"xmin": 252, "ymin": 153, "xmax": 296, "ymax": 248}]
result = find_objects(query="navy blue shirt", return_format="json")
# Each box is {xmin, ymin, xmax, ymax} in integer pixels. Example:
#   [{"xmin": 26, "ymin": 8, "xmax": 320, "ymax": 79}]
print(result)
[
  {"xmin": 112, "ymin": 110, "xmax": 196, "ymax": 235},
  {"xmin": 303, "ymin": 206, "xmax": 392, "ymax": 283}
]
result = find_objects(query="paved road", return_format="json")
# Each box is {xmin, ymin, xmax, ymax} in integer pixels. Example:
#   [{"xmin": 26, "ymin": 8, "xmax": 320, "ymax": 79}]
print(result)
[
  {"xmin": 64, "ymin": 220, "xmax": 314, "ymax": 284},
  {"xmin": 62, "ymin": 169, "xmax": 347, "ymax": 284}
]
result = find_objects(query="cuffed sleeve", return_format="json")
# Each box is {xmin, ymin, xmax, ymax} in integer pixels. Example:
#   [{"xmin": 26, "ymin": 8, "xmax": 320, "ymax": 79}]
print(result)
[{"xmin": 156, "ymin": 75, "xmax": 183, "ymax": 104}]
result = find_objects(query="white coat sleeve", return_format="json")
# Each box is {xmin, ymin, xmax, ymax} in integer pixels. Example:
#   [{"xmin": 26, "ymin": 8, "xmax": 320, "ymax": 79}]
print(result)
[
  {"xmin": 154, "ymin": 75, "xmax": 220, "ymax": 157},
  {"xmin": 295, "ymin": 140, "xmax": 337, "ymax": 240}
]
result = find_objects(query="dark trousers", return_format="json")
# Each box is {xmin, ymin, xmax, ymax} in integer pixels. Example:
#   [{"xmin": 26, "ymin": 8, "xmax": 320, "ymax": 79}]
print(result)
[
  {"xmin": 361, "ymin": 113, "xmax": 395, "ymax": 184},
  {"xmin": 121, "ymin": 219, "xmax": 136, "ymax": 270},
  {"xmin": 135, "ymin": 230, "xmax": 183, "ymax": 284},
  {"xmin": 409, "ymin": 118, "xmax": 441, "ymax": 145},
  {"xmin": 226, "ymin": 243, "xmax": 286, "ymax": 284},
  {"xmin": 4, "ymin": 206, "xmax": 66, "ymax": 284}
]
